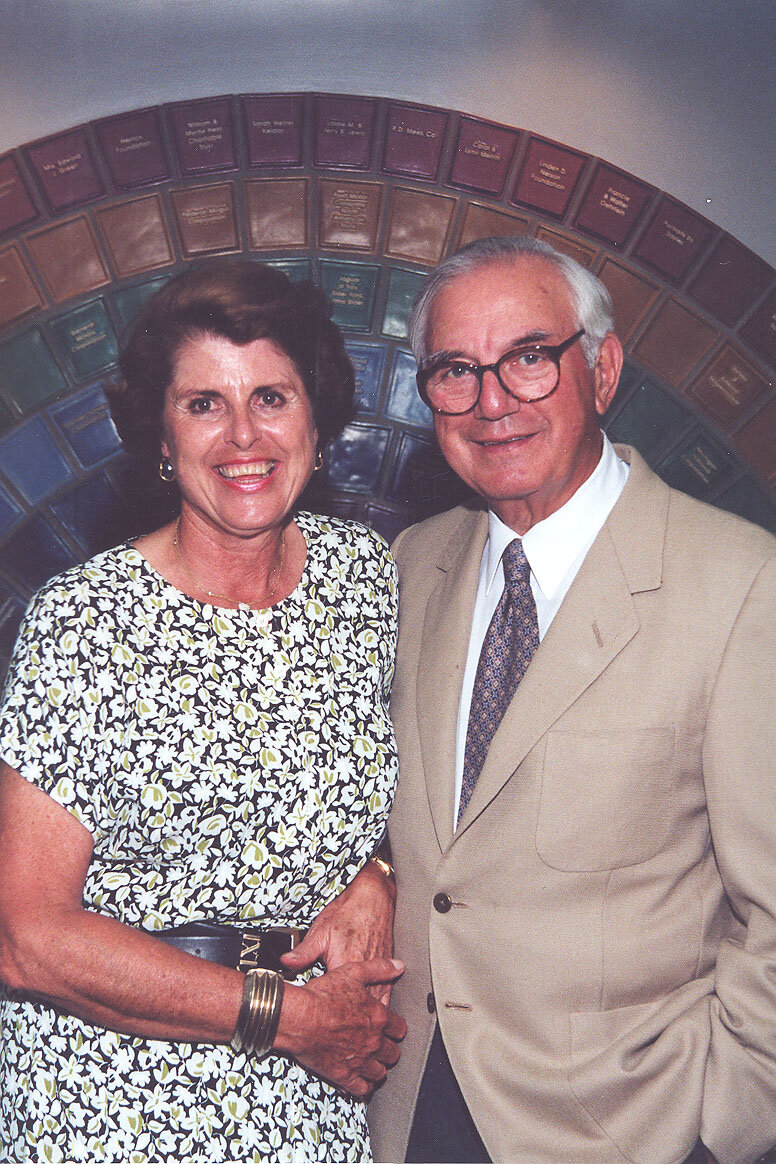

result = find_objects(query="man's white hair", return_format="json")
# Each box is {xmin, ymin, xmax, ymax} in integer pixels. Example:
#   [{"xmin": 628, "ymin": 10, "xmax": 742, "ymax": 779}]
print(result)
[{"xmin": 407, "ymin": 234, "xmax": 615, "ymax": 370}]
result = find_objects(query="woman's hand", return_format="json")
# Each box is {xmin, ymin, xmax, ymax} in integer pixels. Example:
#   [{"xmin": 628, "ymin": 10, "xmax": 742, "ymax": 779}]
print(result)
[
  {"xmin": 281, "ymin": 858, "xmax": 396, "ymax": 1002},
  {"xmin": 275, "ymin": 957, "xmax": 406, "ymax": 1097}
]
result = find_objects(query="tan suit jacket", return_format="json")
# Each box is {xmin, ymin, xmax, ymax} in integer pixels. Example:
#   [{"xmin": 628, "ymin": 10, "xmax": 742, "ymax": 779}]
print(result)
[{"xmin": 369, "ymin": 448, "xmax": 776, "ymax": 1164}]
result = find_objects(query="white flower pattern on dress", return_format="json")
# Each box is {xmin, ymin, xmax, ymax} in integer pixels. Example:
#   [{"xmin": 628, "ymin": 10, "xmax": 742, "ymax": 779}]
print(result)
[{"xmin": 0, "ymin": 512, "xmax": 398, "ymax": 1163}]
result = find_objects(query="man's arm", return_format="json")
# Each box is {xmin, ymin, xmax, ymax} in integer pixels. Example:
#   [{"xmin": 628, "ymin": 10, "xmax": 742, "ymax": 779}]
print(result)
[{"xmin": 700, "ymin": 554, "xmax": 776, "ymax": 1164}]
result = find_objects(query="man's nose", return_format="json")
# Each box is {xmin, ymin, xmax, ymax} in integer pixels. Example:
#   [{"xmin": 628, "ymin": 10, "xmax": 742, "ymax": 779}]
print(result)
[{"xmin": 476, "ymin": 368, "xmax": 519, "ymax": 419}]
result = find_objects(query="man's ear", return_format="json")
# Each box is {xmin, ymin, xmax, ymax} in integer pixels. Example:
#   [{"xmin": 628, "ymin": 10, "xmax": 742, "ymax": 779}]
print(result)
[{"xmin": 593, "ymin": 333, "xmax": 623, "ymax": 417}]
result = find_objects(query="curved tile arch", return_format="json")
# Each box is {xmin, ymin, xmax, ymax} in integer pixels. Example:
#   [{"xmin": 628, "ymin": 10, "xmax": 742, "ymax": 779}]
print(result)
[{"xmin": 0, "ymin": 91, "xmax": 775, "ymax": 675}]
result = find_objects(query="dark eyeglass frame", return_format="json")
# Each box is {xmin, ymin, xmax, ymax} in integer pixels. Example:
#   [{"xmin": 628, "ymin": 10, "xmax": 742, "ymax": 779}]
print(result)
[{"xmin": 416, "ymin": 328, "xmax": 586, "ymax": 416}]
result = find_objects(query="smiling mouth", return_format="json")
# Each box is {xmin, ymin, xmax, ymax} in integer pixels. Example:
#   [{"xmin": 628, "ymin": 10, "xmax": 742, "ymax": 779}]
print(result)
[
  {"xmin": 216, "ymin": 460, "xmax": 276, "ymax": 480},
  {"xmin": 477, "ymin": 433, "xmax": 537, "ymax": 447}
]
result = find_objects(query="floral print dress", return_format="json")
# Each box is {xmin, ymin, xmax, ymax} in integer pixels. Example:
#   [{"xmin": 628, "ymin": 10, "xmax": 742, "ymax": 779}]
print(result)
[{"xmin": 0, "ymin": 512, "xmax": 398, "ymax": 1164}]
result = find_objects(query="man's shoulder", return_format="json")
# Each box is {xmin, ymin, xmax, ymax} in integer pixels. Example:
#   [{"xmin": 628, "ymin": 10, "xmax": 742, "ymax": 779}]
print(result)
[{"xmin": 391, "ymin": 501, "xmax": 485, "ymax": 569}]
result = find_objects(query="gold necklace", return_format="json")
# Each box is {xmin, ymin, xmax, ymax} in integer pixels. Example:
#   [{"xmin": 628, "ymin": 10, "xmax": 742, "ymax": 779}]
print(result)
[{"xmin": 172, "ymin": 518, "xmax": 286, "ymax": 625}]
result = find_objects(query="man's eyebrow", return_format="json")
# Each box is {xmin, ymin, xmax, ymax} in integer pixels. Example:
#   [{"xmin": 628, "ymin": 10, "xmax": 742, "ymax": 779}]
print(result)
[{"xmin": 425, "ymin": 331, "xmax": 553, "ymax": 366}]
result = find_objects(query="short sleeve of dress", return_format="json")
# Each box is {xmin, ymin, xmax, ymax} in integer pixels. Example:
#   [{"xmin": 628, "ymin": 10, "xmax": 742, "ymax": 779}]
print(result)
[{"xmin": 0, "ymin": 576, "xmax": 104, "ymax": 834}]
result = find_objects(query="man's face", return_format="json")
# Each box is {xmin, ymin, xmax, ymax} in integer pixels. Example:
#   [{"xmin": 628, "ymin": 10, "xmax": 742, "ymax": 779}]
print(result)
[{"xmin": 425, "ymin": 257, "xmax": 622, "ymax": 533}]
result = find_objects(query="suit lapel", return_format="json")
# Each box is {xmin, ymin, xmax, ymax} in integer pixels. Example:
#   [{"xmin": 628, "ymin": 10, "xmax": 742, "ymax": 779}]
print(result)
[
  {"xmin": 416, "ymin": 508, "xmax": 489, "ymax": 852},
  {"xmin": 456, "ymin": 449, "xmax": 668, "ymax": 836}
]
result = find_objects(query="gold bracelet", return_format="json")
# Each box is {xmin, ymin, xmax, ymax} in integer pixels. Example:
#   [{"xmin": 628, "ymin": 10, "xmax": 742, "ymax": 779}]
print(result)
[
  {"xmin": 231, "ymin": 969, "xmax": 284, "ymax": 1058},
  {"xmin": 369, "ymin": 855, "xmax": 395, "ymax": 883}
]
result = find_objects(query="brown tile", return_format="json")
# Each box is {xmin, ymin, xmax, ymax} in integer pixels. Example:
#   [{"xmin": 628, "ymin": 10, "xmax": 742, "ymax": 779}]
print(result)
[
  {"xmin": 536, "ymin": 227, "xmax": 599, "ymax": 269},
  {"xmin": 457, "ymin": 203, "xmax": 530, "ymax": 248},
  {"xmin": 385, "ymin": 187, "xmax": 456, "ymax": 265},
  {"xmin": 689, "ymin": 235, "xmax": 773, "ymax": 327},
  {"xmin": 318, "ymin": 180, "xmax": 382, "ymax": 251},
  {"xmin": 574, "ymin": 162, "xmax": 654, "ymax": 248},
  {"xmin": 170, "ymin": 183, "xmax": 239, "ymax": 256},
  {"xmin": 25, "ymin": 216, "xmax": 109, "ymax": 304},
  {"xmin": 96, "ymin": 193, "xmax": 174, "ymax": 277},
  {"xmin": 448, "ymin": 117, "xmax": 520, "ymax": 196},
  {"xmin": 686, "ymin": 345, "xmax": 771, "ymax": 428},
  {"xmin": 740, "ymin": 288, "xmax": 776, "ymax": 370},
  {"xmin": 511, "ymin": 135, "xmax": 589, "ymax": 219},
  {"xmin": 633, "ymin": 299, "xmax": 718, "ymax": 386},
  {"xmin": 733, "ymin": 397, "xmax": 776, "ymax": 481},
  {"xmin": 633, "ymin": 195, "xmax": 715, "ymax": 285},
  {"xmin": 596, "ymin": 257, "xmax": 661, "ymax": 342},
  {"xmin": 0, "ymin": 245, "xmax": 44, "ymax": 328},
  {"xmin": 245, "ymin": 178, "xmax": 308, "ymax": 250}
]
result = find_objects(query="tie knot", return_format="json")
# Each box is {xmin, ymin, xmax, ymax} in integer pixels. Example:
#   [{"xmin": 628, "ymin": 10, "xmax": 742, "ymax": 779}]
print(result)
[{"xmin": 502, "ymin": 539, "xmax": 531, "ymax": 592}]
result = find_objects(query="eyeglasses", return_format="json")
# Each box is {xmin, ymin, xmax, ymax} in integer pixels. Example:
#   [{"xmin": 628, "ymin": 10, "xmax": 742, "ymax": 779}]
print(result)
[{"xmin": 416, "ymin": 328, "xmax": 586, "ymax": 416}]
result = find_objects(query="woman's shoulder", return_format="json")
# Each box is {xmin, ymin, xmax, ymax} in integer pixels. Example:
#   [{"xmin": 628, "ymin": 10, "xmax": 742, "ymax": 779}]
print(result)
[
  {"xmin": 25, "ymin": 541, "xmax": 143, "ymax": 614},
  {"xmin": 296, "ymin": 510, "xmax": 394, "ymax": 565}
]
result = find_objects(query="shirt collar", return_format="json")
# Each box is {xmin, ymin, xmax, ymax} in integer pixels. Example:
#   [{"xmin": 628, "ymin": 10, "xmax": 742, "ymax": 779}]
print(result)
[{"xmin": 484, "ymin": 435, "xmax": 628, "ymax": 599}]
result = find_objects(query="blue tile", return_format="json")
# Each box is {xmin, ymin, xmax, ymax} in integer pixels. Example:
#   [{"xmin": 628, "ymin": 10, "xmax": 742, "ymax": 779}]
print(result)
[
  {"xmin": 2, "ymin": 516, "xmax": 76, "ymax": 591},
  {"xmin": 111, "ymin": 275, "xmax": 170, "ymax": 333},
  {"xmin": 0, "ymin": 417, "xmax": 74, "ymax": 506},
  {"xmin": 52, "ymin": 473, "xmax": 134, "ymax": 555},
  {"xmin": 385, "ymin": 349, "xmax": 433, "ymax": 429},
  {"xmin": 325, "ymin": 423, "xmax": 391, "ymax": 493},
  {"xmin": 346, "ymin": 342, "xmax": 388, "ymax": 414},
  {"xmin": 49, "ymin": 382, "xmax": 123, "ymax": 468}
]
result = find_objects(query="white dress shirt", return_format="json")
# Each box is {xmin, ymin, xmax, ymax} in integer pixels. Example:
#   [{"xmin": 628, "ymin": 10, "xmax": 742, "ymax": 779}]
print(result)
[{"xmin": 453, "ymin": 435, "xmax": 629, "ymax": 824}]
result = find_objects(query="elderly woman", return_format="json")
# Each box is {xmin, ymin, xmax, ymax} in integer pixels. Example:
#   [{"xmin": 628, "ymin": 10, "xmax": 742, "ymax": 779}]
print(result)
[{"xmin": 0, "ymin": 260, "xmax": 403, "ymax": 1162}]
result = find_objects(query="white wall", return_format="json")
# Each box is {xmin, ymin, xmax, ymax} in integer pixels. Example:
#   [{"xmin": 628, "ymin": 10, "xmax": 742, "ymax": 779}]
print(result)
[{"xmin": 1, "ymin": 0, "xmax": 774, "ymax": 264}]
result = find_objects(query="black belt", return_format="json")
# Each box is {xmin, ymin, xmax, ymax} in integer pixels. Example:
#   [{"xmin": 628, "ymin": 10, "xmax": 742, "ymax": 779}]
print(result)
[{"xmin": 151, "ymin": 921, "xmax": 304, "ymax": 977}]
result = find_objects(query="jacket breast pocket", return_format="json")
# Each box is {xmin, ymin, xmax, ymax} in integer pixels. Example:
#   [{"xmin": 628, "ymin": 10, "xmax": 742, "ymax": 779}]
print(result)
[{"xmin": 535, "ymin": 725, "xmax": 676, "ymax": 871}]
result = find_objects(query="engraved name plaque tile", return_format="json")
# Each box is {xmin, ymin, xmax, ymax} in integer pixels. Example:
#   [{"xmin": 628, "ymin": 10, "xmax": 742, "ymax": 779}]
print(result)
[
  {"xmin": 171, "ymin": 183, "xmax": 239, "ymax": 256},
  {"xmin": 52, "ymin": 473, "xmax": 132, "ymax": 557},
  {"xmin": 111, "ymin": 276, "xmax": 170, "ymax": 332},
  {"xmin": 318, "ymin": 180, "xmax": 382, "ymax": 251},
  {"xmin": 0, "ymin": 154, "xmax": 38, "ymax": 236},
  {"xmin": 49, "ymin": 299, "xmax": 119, "ymax": 382},
  {"xmin": 0, "ymin": 246, "xmax": 43, "ymax": 329},
  {"xmin": 326, "ymin": 422, "xmax": 391, "ymax": 492},
  {"xmin": 314, "ymin": 96, "xmax": 376, "ymax": 170},
  {"xmin": 658, "ymin": 429, "xmax": 735, "ymax": 500},
  {"xmin": 740, "ymin": 288, "xmax": 776, "ymax": 369},
  {"xmin": 24, "ymin": 128, "xmax": 104, "ymax": 213},
  {"xmin": 511, "ymin": 136, "xmax": 589, "ymax": 219},
  {"xmin": 458, "ymin": 203, "xmax": 530, "ymax": 249},
  {"xmin": 96, "ymin": 194, "xmax": 174, "ymax": 278},
  {"xmin": 345, "ymin": 341, "xmax": 388, "ymax": 413},
  {"xmin": 382, "ymin": 103, "xmax": 449, "ymax": 180},
  {"xmin": 596, "ymin": 257, "xmax": 661, "ymax": 343},
  {"xmin": 686, "ymin": 345, "xmax": 770, "ymax": 428},
  {"xmin": 733, "ymin": 398, "xmax": 776, "ymax": 481},
  {"xmin": 385, "ymin": 188, "xmax": 456, "ymax": 266},
  {"xmin": 385, "ymin": 349, "xmax": 433, "ymax": 430},
  {"xmin": 246, "ymin": 178, "xmax": 308, "ymax": 250},
  {"xmin": 94, "ymin": 109, "xmax": 170, "ymax": 190},
  {"xmin": 448, "ymin": 117, "xmax": 520, "ymax": 196},
  {"xmin": 633, "ymin": 299, "xmax": 717, "ymax": 387},
  {"xmin": 3, "ymin": 516, "xmax": 76, "ymax": 592},
  {"xmin": 574, "ymin": 162, "xmax": 654, "ymax": 248},
  {"xmin": 49, "ymin": 382, "xmax": 122, "ymax": 468},
  {"xmin": 168, "ymin": 98, "xmax": 238, "ymax": 175},
  {"xmin": 319, "ymin": 260, "xmax": 379, "ymax": 332},
  {"xmin": 242, "ymin": 95, "xmax": 303, "ymax": 167},
  {"xmin": 535, "ymin": 227, "xmax": 599, "ymax": 269},
  {"xmin": 25, "ymin": 217, "xmax": 110, "ymax": 304},
  {"xmin": 0, "ymin": 328, "xmax": 67, "ymax": 413},
  {"xmin": 634, "ymin": 196, "xmax": 716, "ymax": 285},
  {"xmin": 690, "ymin": 236, "xmax": 774, "ymax": 329}
]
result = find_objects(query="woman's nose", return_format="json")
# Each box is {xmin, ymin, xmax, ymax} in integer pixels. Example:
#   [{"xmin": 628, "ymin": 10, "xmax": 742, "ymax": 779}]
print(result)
[{"xmin": 226, "ymin": 403, "xmax": 260, "ymax": 446}]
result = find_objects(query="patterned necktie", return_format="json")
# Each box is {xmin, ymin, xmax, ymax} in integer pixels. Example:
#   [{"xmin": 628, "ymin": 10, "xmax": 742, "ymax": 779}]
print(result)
[{"xmin": 459, "ymin": 538, "xmax": 539, "ymax": 821}]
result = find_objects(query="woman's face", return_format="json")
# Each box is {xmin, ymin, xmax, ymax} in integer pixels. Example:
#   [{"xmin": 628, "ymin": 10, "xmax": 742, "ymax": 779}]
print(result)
[{"xmin": 161, "ymin": 331, "xmax": 318, "ymax": 541}]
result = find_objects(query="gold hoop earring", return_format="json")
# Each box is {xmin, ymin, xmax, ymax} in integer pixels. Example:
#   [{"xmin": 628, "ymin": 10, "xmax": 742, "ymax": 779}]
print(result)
[
  {"xmin": 314, "ymin": 450, "xmax": 324, "ymax": 471},
  {"xmin": 159, "ymin": 457, "xmax": 176, "ymax": 482}
]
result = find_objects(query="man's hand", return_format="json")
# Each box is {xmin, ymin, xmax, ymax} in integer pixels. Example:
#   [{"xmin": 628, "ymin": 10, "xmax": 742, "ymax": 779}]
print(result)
[
  {"xmin": 281, "ymin": 860, "xmax": 396, "ymax": 1002},
  {"xmin": 275, "ymin": 957, "xmax": 406, "ymax": 1097}
]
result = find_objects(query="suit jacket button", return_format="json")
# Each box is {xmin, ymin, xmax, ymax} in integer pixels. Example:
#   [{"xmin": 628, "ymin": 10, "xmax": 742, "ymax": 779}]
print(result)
[
  {"xmin": 433, "ymin": 892, "xmax": 452, "ymax": 913},
  {"xmin": 426, "ymin": 991, "xmax": 436, "ymax": 1013}
]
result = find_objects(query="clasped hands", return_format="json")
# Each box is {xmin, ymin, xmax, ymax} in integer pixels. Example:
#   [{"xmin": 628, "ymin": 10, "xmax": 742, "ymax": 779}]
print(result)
[{"xmin": 275, "ymin": 860, "xmax": 406, "ymax": 1097}]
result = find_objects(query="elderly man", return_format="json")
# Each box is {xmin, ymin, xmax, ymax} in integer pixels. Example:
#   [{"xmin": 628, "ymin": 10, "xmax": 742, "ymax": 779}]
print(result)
[{"xmin": 367, "ymin": 236, "xmax": 776, "ymax": 1164}]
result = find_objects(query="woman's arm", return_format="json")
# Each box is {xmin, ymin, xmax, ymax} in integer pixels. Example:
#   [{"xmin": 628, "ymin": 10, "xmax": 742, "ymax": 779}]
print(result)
[{"xmin": 0, "ymin": 762, "xmax": 404, "ymax": 1095}]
